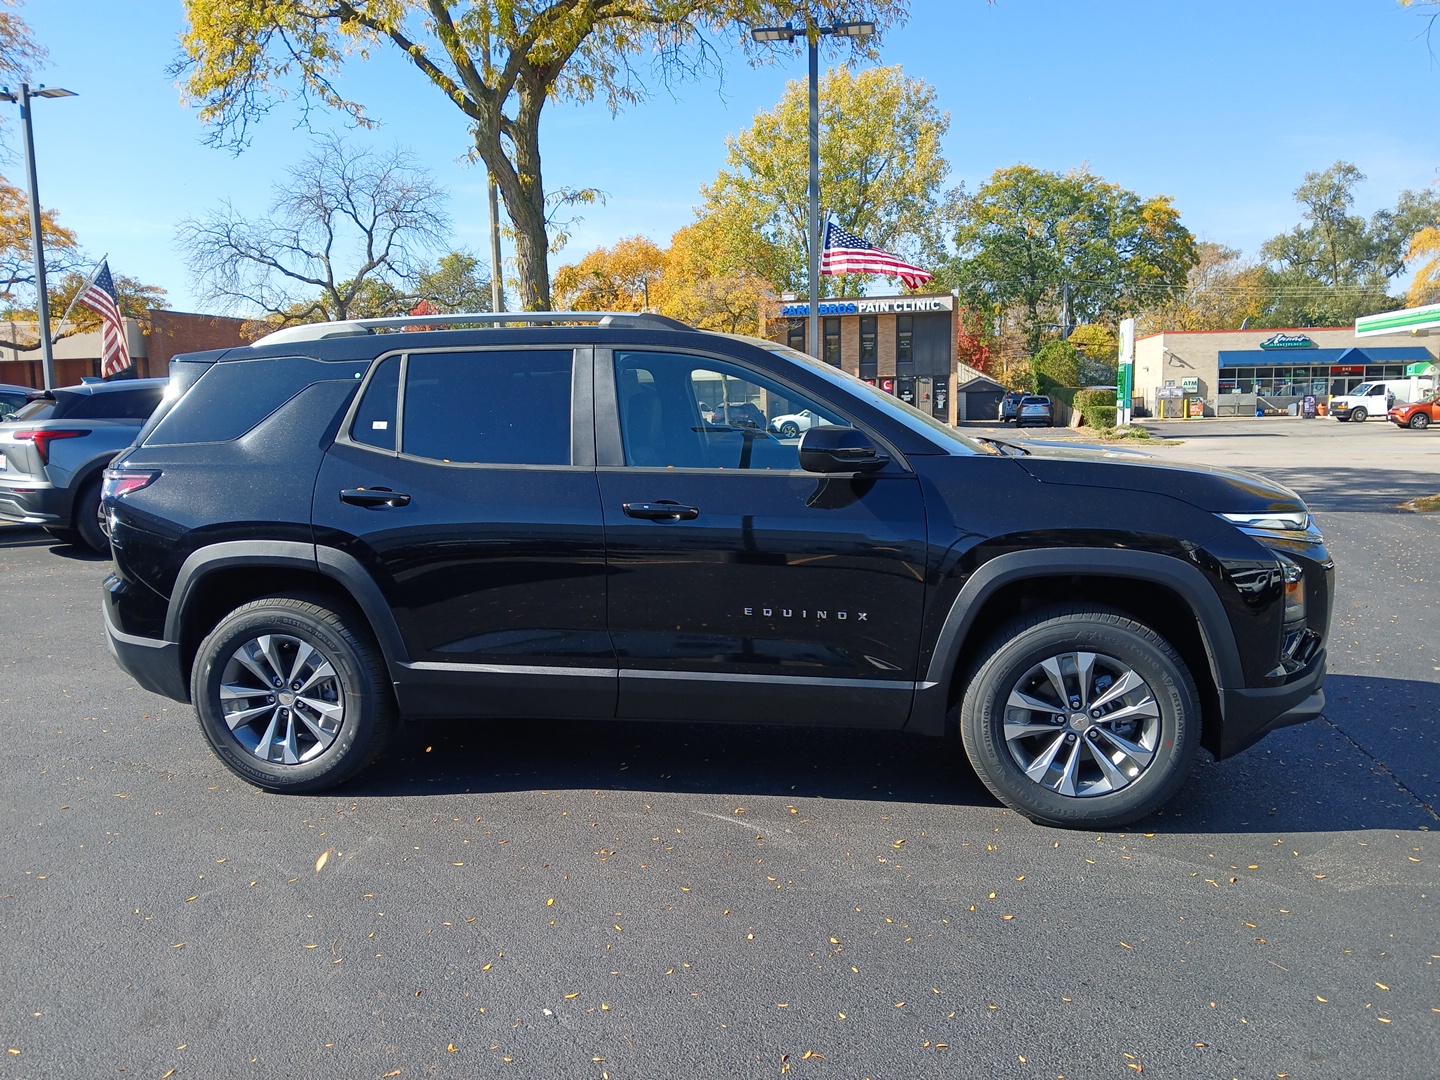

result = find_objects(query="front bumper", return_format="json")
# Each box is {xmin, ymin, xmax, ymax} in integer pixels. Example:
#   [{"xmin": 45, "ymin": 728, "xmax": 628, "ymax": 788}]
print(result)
[
  {"xmin": 1216, "ymin": 648, "xmax": 1327, "ymax": 759},
  {"xmin": 102, "ymin": 589, "xmax": 190, "ymax": 703}
]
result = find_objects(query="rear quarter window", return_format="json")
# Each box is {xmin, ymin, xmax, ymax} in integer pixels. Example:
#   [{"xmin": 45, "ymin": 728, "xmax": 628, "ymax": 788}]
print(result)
[
  {"xmin": 69, "ymin": 387, "xmax": 166, "ymax": 420},
  {"xmin": 145, "ymin": 357, "xmax": 365, "ymax": 445}
]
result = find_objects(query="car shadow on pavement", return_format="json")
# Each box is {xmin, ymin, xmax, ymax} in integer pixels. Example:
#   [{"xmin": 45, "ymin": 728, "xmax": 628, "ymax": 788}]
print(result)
[
  {"xmin": 334, "ymin": 672, "xmax": 1440, "ymax": 833},
  {"xmin": 0, "ymin": 526, "xmax": 54, "ymax": 550},
  {"xmin": 1266, "ymin": 466, "xmax": 1439, "ymax": 513},
  {"xmin": 348, "ymin": 720, "xmax": 990, "ymax": 809},
  {"xmin": 1155, "ymin": 672, "xmax": 1439, "ymax": 834}
]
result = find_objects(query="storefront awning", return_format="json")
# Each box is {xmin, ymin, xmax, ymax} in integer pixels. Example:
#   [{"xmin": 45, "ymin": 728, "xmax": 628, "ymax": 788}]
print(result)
[{"xmin": 1218, "ymin": 346, "xmax": 1436, "ymax": 368}]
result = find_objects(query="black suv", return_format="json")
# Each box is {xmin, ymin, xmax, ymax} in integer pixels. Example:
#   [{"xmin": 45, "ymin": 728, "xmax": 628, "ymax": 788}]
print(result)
[{"xmin": 102, "ymin": 313, "xmax": 1331, "ymax": 828}]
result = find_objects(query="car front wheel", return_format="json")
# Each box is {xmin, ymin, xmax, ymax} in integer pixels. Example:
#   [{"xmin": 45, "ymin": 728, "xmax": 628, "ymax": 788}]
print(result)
[
  {"xmin": 959, "ymin": 606, "xmax": 1200, "ymax": 828},
  {"xmin": 780, "ymin": 421, "xmax": 800, "ymax": 437},
  {"xmin": 190, "ymin": 594, "xmax": 396, "ymax": 792},
  {"xmin": 1351, "ymin": 407, "xmax": 1368, "ymax": 423},
  {"xmin": 1411, "ymin": 413, "xmax": 1430, "ymax": 430}
]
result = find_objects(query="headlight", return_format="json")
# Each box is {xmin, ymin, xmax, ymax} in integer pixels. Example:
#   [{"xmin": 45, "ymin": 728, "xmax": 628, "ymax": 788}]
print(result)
[{"xmin": 1219, "ymin": 511, "xmax": 1310, "ymax": 532}]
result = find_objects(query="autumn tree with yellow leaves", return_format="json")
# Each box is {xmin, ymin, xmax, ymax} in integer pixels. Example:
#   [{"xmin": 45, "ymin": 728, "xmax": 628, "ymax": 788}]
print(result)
[{"xmin": 175, "ymin": 1, "xmax": 908, "ymax": 311}]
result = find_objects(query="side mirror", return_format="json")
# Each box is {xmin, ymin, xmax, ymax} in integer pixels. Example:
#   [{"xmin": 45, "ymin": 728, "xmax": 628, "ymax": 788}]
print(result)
[{"xmin": 799, "ymin": 426, "xmax": 889, "ymax": 473}]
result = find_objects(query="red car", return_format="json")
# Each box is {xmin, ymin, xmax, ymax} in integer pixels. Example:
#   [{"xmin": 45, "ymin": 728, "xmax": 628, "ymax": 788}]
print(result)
[{"xmin": 1388, "ymin": 394, "xmax": 1439, "ymax": 430}]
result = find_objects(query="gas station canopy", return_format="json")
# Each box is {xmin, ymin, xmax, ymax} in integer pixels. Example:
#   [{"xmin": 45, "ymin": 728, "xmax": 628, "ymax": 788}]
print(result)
[{"xmin": 1355, "ymin": 301, "xmax": 1440, "ymax": 338}]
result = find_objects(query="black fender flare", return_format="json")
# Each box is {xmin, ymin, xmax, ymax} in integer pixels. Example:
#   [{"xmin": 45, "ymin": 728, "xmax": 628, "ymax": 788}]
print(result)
[
  {"xmin": 164, "ymin": 541, "xmax": 409, "ymax": 669},
  {"xmin": 908, "ymin": 548, "xmax": 1242, "ymax": 736}
]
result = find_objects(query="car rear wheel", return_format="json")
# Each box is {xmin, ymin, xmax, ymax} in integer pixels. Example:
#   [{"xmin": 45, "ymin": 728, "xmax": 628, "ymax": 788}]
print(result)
[
  {"xmin": 1412, "ymin": 413, "xmax": 1430, "ymax": 430},
  {"xmin": 958, "ymin": 606, "xmax": 1200, "ymax": 828},
  {"xmin": 1351, "ymin": 407, "xmax": 1368, "ymax": 423},
  {"xmin": 74, "ymin": 476, "xmax": 110, "ymax": 555},
  {"xmin": 190, "ymin": 594, "xmax": 396, "ymax": 793}
]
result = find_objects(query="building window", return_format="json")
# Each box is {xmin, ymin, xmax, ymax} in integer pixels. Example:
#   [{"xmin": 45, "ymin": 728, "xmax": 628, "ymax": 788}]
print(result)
[
  {"xmin": 897, "ymin": 315, "xmax": 913, "ymax": 371},
  {"xmin": 859, "ymin": 316, "xmax": 877, "ymax": 380},
  {"xmin": 787, "ymin": 322, "xmax": 806, "ymax": 353},
  {"xmin": 823, "ymin": 317, "xmax": 841, "ymax": 366}
]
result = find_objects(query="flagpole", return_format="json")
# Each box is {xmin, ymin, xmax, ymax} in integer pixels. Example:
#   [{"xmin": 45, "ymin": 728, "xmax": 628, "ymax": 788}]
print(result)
[{"xmin": 50, "ymin": 253, "xmax": 107, "ymax": 343}]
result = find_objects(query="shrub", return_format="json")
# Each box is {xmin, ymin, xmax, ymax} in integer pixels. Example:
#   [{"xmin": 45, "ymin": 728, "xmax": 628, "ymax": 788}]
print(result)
[
  {"xmin": 1072, "ymin": 388, "xmax": 1116, "ymax": 412},
  {"xmin": 1087, "ymin": 405, "xmax": 1118, "ymax": 429}
]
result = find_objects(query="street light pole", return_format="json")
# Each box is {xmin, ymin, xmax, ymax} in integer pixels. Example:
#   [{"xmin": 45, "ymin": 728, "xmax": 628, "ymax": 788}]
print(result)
[
  {"xmin": 0, "ymin": 82, "xmax": 77, "ymax": 391},
  {"xmin": 806, "ymin": 30, "xmax": 821, "ymax": 360},
  {"xmin": 752, "ymin": 21, "xmax": 875, "ymax": 361}
]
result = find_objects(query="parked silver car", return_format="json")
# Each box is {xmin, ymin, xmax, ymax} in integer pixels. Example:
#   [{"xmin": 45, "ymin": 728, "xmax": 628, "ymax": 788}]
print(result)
[
  {"xmin": 0, "ymin": 378, "xmax": 167, "ymax": 552},
  {"xmin": 1016, "ymin": 395, "xmax": 1054, "ymax": 428}
]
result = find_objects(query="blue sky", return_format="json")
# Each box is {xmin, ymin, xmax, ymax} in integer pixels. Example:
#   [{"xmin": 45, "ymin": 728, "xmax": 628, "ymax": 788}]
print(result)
[{"xmin": 12, "ymin": 0, "xmax": 1440, "ymax": 313}]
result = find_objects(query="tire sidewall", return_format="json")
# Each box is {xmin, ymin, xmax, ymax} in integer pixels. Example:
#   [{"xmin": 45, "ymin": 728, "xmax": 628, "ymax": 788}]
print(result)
[
  {"xmin": 191, "ymin": 603, "xmax": 378, "ymax": 792},
  {"xmin": 961, "ymin": 613, "xmax": 1198, "ymax": 828},
  {"xmin": 75, "ymin": 476, "xmax": 109, "ymax": 554}
]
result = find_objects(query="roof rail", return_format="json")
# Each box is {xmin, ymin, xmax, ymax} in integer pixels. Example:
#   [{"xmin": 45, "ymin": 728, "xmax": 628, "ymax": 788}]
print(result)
[{"xmin": 250, "ymin": 310, "xmax": 693, "ymax": 347}]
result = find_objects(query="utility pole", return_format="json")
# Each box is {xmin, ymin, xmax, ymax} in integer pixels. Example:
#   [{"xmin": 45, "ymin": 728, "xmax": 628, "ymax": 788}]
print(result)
[
  {"xmin": 488, "ymin": 175, "xmax": 504, "ymax": 313},
  {"xmin": 0, "ymin": 82, "xmax": 77, "ymax": 390},
  {"xmin": 752, "ymin": 20, "xmax": 875, "ymax": 360}
]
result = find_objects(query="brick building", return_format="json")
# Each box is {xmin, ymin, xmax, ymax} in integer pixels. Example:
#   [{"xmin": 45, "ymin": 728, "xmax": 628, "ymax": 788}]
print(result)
[{"xmin": 0, "ymin": 309, "xmax": 250, "ymax": 388}]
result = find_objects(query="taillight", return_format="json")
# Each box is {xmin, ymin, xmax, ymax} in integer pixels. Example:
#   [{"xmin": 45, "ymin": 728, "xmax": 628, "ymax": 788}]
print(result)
[
  {"xmin": 13, "ymin": 428, "xmax": 90, "ymax": 464},
  {"xmin": 102, "ymin": 468, "xmax": 161, "ymax": 501}
]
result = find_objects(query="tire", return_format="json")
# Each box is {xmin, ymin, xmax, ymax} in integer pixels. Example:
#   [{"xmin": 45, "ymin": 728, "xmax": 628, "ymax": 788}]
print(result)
[
  {"xmin": 190, "ymin": 594, "xmax": 396, "ymax": 793},
  {"xmin": 43, "ymin": 526, "xmax": 82, "ymax": 545},
  {"xmin": 74, "ymin": 476, "xmax": 110, "ymax": 555},
  {"xmin": 1412, "ymin": 413, "xmax": 1430, "ymax": 430},
  {"xmin": 958, "ymin": 605, "xmax": 1200, "ymax": 829},
  {"xmin": 780, "ymin": 421, "xmax": 800, "ymax": 437},
  {"xmin": 1350, "ymin": 407, "xmax": 1367, "ymax": 423}
]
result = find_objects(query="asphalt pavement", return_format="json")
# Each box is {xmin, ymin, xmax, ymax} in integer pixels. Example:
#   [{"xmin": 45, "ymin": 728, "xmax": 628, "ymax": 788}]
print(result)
[{"xmin": 1, "ymin": 416, "xmax": 1437, "ymax": 1079}]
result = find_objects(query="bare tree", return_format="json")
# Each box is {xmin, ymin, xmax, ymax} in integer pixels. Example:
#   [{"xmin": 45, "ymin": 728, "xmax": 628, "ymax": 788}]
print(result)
[{"xmin": 177, "ymin": 136, "xmax": 450, "ymax": 322}]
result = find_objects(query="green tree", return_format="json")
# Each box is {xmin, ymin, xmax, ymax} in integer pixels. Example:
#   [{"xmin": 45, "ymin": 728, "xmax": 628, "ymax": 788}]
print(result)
[
  {"xmin": 1032, "ymin": 339, "xmax": 1080, "ymax": 395},
  {"xmin": 1257, "ymin": 161, "xmax": 1439, "ymax": 326},
  {"xmin": 416, "ymin": 251, "xmax": 493, "ymax": 313},
  {"xmin": 941, "ymin": 165, "xmax": 1197, "ymax": 355},
  {"xmin": 176, "ymin": 136, "xmax": 450, "ymax": 323},
  {"xmin": 1133, "ymin": 241, "xmax": 1271, "ymax": 336},
  {"xmin": 698, "ymin": 64, "xmax": 950, "ymax": 297},
  {"xmin": 176, "ymin": 1, "xmax": 908, "ymax": 311}
]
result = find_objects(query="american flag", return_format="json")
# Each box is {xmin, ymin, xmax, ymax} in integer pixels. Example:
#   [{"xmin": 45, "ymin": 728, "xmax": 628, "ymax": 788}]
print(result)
[
  {"xmin": 820, "ymin": 220, "xmax": 934, "ymax": 290},
  {"xmin": 77, "ymin": 261, "xmax": 131, "ymax": 377}
]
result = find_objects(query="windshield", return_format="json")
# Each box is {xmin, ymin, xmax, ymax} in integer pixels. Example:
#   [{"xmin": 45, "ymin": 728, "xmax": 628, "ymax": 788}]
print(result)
[
  {"xmin": 729, "ymin": 336, "xmax": 985, "ymax": 455},
  {"xmin": 1349, "ymin": 383, "xmax": 1374, "ymax": 395}
]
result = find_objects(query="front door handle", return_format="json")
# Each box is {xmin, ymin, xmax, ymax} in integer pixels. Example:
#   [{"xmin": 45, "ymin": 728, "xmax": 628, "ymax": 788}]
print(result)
[
  {"xmin": 340, "ymin": 487, "xmax": 411, "ymax": 509},
  {"xmin": 622, "ymin": 501, "xmax": 699, "ymax": 521}
]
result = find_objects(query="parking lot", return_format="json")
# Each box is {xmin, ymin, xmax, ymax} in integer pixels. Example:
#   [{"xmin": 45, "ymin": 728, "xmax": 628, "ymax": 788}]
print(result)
[{"xmin": 2, "ymin": 415, "xmax": 1437, "ymax": 1080}]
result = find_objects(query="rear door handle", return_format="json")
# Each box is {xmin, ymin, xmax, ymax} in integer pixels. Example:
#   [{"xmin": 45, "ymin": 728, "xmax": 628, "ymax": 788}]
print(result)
[
  {"xmin": 622, "ymin": 501, "xmax": 699, "ymax": 521},
  {"xmin": 340, "ymin": 487, "xmax": 411, "ymax": 509}
]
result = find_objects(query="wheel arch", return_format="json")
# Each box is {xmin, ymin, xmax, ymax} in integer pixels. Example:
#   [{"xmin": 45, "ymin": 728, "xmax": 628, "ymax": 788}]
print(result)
[
  {"xmin": 913, "ymin": 549, "xmax": 1241, "ymax": 756},
  {"xmin": 166, "ymin": 541, "xmax": 408, "ymax": 680}
]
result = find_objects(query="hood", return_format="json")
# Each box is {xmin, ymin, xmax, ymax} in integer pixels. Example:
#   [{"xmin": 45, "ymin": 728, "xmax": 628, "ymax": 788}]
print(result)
[{"xmin": 1009, "ymin": 440, "xmax": 1308, "ymax": 516}]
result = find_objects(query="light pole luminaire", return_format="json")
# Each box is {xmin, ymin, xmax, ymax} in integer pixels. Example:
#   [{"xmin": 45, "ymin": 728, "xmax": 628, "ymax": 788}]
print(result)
[
  {"xmin": 752, "ymin": 21, "xmax": 874, "ymax": 361},
  {"xmin": 0, "ymin": 82, "xmax": 77, "ymax": 391}
]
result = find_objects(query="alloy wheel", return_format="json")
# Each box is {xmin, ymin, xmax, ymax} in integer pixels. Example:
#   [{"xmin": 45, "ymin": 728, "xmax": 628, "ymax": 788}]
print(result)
[
  {"xmin": 219, "ymin": 633, "xmax": 345, "ymax": 765},
  {"xmin": 1000, "ymin": 650, "xmax": 1161, "ymax": 797}
]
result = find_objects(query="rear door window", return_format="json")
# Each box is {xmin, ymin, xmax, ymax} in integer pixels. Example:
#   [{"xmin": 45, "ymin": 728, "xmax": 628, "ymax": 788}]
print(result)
[{"xmin": 400, "ymin": 350, "xmax": 573, "ymax": 466}]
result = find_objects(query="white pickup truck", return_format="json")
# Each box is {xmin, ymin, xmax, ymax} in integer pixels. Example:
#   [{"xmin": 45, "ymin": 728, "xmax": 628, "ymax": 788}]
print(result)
[{"xmin": 1332, "ymin": 377, "xmax": 1435, "ymax": 423}]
